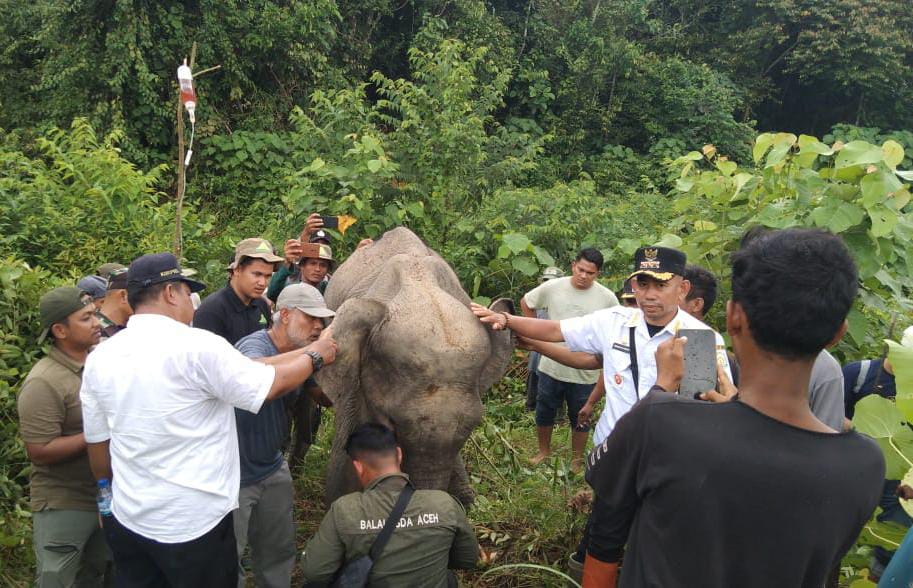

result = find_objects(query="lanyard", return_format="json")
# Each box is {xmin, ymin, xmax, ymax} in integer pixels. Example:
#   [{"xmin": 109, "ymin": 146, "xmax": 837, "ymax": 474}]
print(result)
[{"xmin": 629, "ymin": 326, "xmax": 639, "ymax": 400}]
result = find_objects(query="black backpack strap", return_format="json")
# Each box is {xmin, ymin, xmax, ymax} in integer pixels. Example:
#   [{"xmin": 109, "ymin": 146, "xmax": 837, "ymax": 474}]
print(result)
[
  {"xmin": 629, "ymin": 326, "xmax": 639, "ymax": 400},
  {"xmin": 368, "ymin": 484, "xmax": 415, "ymax": 561}
]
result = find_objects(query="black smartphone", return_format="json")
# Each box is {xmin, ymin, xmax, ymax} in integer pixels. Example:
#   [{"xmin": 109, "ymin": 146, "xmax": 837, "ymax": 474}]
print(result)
[
  {"xmin": 678, "ymin": 329, "xmax": 718, "ymax": 398},
  {"xmin": 320, "ymin": 215, "xmax": 339, "ymax": 229}
]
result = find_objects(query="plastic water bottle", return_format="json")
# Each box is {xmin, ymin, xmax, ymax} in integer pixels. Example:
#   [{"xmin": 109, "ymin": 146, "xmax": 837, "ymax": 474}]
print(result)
[
  {"xmin": 177, "ymin": 60, "xmax": 196, "ymax": 123},
  {"xmin": 97, "ymin": 479, "xmax": 112, "ymax": 516}
]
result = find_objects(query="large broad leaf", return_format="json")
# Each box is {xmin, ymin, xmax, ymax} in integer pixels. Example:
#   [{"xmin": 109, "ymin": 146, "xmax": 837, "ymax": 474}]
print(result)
[
  {"xmin": 883, "ymin": 140, "xmax": 905, "ymax": 170},
  {"xmin": 835, "ymin": 141, "xmax": 884, "ymax": 169},
  {"xmin": 854, "ymin": 395, "xmax": 913, "ymax": 478},
  {"xmin": 501, "ymin": 233, "xmax": 531, "ymax": 254},
  {"xmin": 860, "ymin": 170, "xmax": 902, "ymax": 208},
  {"xmin": 868, "ymin": 206, "xmax": 898, "ymax": 238},
  {"xmin": 511, "ymin": 256, "xmax": 539, "ymax": 277},
  {"xmin": 854, "ymin": 395, "xmax": 905, "ymax": 439},
  {"xmin": 654, "ymin": 234, "xmax": 683, "ymax": 248},
  {"xmin": 753, "ymin": 133, "xmax": 774, "ymax": 163},
  {"xmin": 887, "ymin": 340, "xmax": 913, "ymax": 423},
  {"xmin": 809, "ymin": 201, "xmax": 865, "ymax": 233}
]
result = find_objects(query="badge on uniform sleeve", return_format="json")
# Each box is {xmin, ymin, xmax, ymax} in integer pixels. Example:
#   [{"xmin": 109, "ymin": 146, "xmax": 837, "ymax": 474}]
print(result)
[{"xmin": 614, "ymin": 373, "xmax": 623, "ymax": 386}]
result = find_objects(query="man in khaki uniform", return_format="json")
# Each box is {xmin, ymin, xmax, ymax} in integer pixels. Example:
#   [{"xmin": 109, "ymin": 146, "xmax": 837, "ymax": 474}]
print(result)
[
  {"xmin": 301, "ymin": 424, "xmax": 479, "ymax": 587},
  {"xmin": 18, "ymin": 286, "xmax": 110, "ymax": 586}
]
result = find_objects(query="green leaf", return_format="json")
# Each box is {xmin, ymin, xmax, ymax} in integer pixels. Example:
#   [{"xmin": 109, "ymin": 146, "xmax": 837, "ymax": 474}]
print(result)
[
  {"xmin": 496, "ymin": 244, "xmax": 511, "ymax": 259},
  {"xmin": 883, "ymin": 140, "xmax": 905, "ymax": 170},
  {"xmin": 694, "ymin": 220, "xmax": 717, "ymax": 231},
  {"xmin": 868, "ymin": 207, "xmax": 898, "ymax": 238},
  {"xmin": 501, "ymin": 233, "xmax": 531, "ymax": 254},
  {"xmin": 896, "ymin": 170, "xmax": 913, "ymax": 182},
  {"xmin": 531, "ymin": 245, "xmax": 555, "ymax": 266},
  {"xmin": 715, "ymin": 160, "xmax": 737, "ymax": 177},
  {"xmin": 809, "ymin": 201, "xmax": 865, "ymax": 233},
  {"xmin": 753, "ymin": 133, "xmax": 774, "ymax": 163},
  {"xmin": 860, "ymin": 171, "xmax": 902, "ymax": 208},
  {"xmin": 835, "ymin": 141, "xmax": 884, "ymax": 169},
  {"xmin": 853, "ymin": 395, "xmax": 905, "ymax": 439},
  {"xmin": 511, "ymin": 256, "xmax": 538, "ymax": 276},
  {"xmin": 846, "ymin": 307, "xmax": 869, "ymax": 346},
  {"xmin": 887, "ymin": 340, "xmax": 913, "ymax": 422},
  {"xmin": 366, "ymin": 159, "xmax": 382, "ymax": 173},
  {"xmin": 616, "ymin": 238, "xmax": 641, "ymax": 256},
  {"xmin": 654, "ymin": 234, "xmax": 683, "ymax": 248}
]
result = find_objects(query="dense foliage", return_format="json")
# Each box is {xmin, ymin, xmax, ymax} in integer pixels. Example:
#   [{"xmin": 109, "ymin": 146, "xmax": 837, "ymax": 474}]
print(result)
[{"xmin": 2, "ymin": 0, "xmax": 913, "ymax": 584}]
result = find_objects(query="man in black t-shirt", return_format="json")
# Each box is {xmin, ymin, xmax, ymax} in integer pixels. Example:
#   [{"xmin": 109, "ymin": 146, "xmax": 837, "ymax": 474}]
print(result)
[
  {"xmin": 582, "ymin": 229, "xmax": 885, "ymax": 588},
  {"xmin": 194, "ymin": 238, "xmax": 282, "ymax": 344}
]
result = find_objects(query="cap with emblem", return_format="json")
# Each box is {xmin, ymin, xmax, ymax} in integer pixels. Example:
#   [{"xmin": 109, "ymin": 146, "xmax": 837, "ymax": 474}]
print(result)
[
  {"xmin": 38, "ymin": 286, "xmax": 92, "ymax": 343},
  {"xmin": 620, "ymin": 277, "xmax": 635, "ymax": 300},
  {"xmin": 298, "ymin": 243, "xmax": 335, "ymax": 265},
  {"xmin": 107, "ymin": 268, "xmax": 129, "ymax": 291},
  {"xmin": 77, "ymin": 275, "xmax": 108, "ymax": 301},
  {"xmin": 540, "ymin": 266, "xmax": 564, "ymax": 282},
  {"xmin": 276, "ymin": 283, "xmax": 336, "ymax": 318},
  {"xmin": 233, "ymin": 238, "xmax": 284, "ymax": 267},
  {"xmin": 97, "ymin": 262, "xmax": 127, "ymax": 280},
  {"xmin": 309, "ymin": 230, "xmax": 331, "ymax": 244},
  {"xmin": 628, "ymin": 246, "xmax": 687, "ymax": 282},
  {"xmin": 127, "ymin": 252, "xmax": 205, "ymax": 294}
]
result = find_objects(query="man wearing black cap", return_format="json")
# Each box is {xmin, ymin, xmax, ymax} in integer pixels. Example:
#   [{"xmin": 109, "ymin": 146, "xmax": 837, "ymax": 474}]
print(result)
[
  {"xmin": 95, "ymin": 268, "xmax": 132, "ymax": 341},
  {"xmin": 474, "ymin": 246, "xmax": 731, "ymax": 446},
  {"xmin": 618, "ymin": 277, "xmax": 637, "ymax": 308},
  {"xmin": 79, "ymin": 253, "xmax": 338, "ymax": 587},
  {"xmin": 18, "ymin": 287, "xmax": 110, "ymax": 585}
]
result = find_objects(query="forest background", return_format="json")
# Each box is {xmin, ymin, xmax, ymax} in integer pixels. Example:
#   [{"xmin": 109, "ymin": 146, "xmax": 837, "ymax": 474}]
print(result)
[{"xmin": 2, "ymin": 0, "xmax": 913, "ymax": 585}]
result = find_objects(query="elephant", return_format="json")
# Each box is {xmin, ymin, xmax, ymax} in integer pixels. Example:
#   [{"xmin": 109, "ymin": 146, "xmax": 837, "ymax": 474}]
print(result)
[{"xmin": 316, "ymin": 227, "xmax": 513, "ymax": 506}]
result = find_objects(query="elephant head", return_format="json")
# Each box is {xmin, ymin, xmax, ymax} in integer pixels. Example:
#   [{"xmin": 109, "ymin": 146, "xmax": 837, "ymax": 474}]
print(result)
[{"xmin": 316, "ymin": 228, "xmax": 513, "ymax": 506}]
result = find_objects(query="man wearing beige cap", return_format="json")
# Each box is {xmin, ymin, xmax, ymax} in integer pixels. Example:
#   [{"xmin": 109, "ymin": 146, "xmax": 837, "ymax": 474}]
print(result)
[
  {"xmin": 195, "ymin": 238, "xmax": 284, "ymax": 345},
  {"xmin": 233, "ymin": 283, "xmax": 335, "ymax": 587}
]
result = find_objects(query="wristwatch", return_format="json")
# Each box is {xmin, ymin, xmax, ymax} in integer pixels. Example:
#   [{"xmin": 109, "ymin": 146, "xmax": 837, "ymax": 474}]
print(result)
[{"xmin": 305, "ymin": 350, "xmax": 324, "ymax": 372}]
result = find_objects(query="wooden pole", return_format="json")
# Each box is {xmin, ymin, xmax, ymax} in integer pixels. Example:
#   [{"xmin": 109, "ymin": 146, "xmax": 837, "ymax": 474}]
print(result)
[{"xmin": 173, "ymin": 42, "xmax": 198, "ymax": 258}]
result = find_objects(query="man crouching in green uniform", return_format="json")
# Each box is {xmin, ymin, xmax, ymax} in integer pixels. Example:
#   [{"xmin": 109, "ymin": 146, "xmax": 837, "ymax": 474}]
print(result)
[{"xmin": 301, "ymin": 423, "xmax": 479, "ymax": 587}]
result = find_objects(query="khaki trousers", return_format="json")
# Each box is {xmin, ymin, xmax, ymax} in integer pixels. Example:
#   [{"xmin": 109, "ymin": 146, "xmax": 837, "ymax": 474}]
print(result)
[{"xmin": 32, "ymin": 508, "xmax": 112, "ymax": 587}]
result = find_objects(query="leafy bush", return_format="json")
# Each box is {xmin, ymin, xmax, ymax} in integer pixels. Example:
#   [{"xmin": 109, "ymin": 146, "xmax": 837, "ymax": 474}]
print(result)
[{"xmin": 0, "ymin": 259, "xmax": 70, "ymax": 580}]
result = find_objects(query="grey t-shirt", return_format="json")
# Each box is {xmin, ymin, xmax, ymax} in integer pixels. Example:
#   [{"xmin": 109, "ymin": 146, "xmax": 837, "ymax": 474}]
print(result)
[
  {"xmin": 809, "ymin": 349, "xmax": 845, "ymax": 431},
  {"xmin": 235, "ymin": 330, "xmax": 308, "ymax": 486}
]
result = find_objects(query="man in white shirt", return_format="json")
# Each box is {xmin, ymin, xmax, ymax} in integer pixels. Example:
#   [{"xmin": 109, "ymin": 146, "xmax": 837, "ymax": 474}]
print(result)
[
  {"xmin": 80, "ymin": 253, "xmax": 337, "ymax": 587},
  {"xmin": 474, "ymin": 246, "xmax": 732, "ymax": 579},
  {"xmin": 520, "ymin": 248, "xmax": 617, "ymax": 469}
]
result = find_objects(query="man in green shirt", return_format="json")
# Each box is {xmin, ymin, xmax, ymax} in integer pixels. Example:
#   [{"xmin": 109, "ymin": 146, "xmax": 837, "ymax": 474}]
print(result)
[
  {"xmin": 520, "ymin": 248, "xmax": 618, "ymax": 471},
  {"xmin": 301, "ymin": 423, "xmax": 479, "ymax": 587},
  {"xmin": 18, "ymin": 286, "xmax": 111, "ymax": 586}
]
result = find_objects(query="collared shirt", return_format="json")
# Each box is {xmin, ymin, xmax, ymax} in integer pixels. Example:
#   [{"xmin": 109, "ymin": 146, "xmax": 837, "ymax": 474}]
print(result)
[
  {"xmin": 561, "ymin": 306, "xmax": 732, "ymax": 445},
  {"xmin": 193, "ymin": 285, "xmax": 271, "ymax": 345},
  {"xmin": 17, "ymin": 346, "xmax": 96, "ymax": 511},
  {"xmin": 80, "ymin": 313, "xmax": 276, "ymax": 543},
  {"xmin": 301, "ymin": 473, "xmax": 479, "ymax": 587}
]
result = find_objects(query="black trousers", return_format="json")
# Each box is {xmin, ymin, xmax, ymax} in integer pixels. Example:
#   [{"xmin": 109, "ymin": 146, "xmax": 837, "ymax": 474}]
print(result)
[{"xmin": 102, "ymin": 512, "xmax": 236, "ymax": 588}]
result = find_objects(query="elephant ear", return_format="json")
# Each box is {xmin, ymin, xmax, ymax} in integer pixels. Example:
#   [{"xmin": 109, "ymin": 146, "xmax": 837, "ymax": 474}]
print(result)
[
  {"xmin": 477, "ymin": 297, "xmax": 516, "ymax": 394},
  {"xmin": 316, "ymin": 298, "xmax": 387, "ymax": 405}
]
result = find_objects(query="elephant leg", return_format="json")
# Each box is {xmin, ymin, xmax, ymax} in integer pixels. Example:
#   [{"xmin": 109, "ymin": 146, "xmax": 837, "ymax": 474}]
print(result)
[{"xmin": 448, "ymin": 454, "xmax": 475, "ymax": 509}]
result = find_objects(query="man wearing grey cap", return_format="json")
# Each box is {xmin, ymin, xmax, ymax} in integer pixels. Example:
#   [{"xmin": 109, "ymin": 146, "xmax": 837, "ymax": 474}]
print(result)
[
  {"xmin": 77, "ymin": 275, "xmax": 108, "ymax": 305},
  {"xmin": 233, "ymin": 283, "xmax": 335, "ymax": 588}
]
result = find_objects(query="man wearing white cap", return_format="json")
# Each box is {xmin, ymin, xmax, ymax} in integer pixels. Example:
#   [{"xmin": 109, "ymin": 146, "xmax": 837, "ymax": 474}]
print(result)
[{"xmin": 233, "ymin": 283, "xmax": 336, "ymax": 588}]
